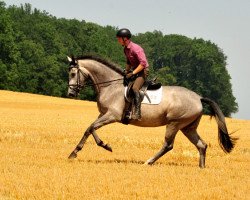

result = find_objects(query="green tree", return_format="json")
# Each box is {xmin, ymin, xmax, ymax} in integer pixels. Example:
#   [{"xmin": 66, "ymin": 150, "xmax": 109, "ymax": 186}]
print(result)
[
  {"xmin": 0, "ymin": 2, "xmax": 238, "ymax": 116},
  {"xmin": 0, "ymin": 2, "xmax": 21, "ymax": 90}
]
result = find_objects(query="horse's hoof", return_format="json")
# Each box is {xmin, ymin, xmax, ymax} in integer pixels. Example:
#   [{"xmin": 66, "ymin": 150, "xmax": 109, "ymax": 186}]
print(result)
[
  {"xmin": 68, "ymin": 151, "xmax": 77, "ymax": 159},
  {"xmin": 104, "ymin": 144, "xmax": 113, "ymax": 152},
  {"xmin": 199, "ymin": 164, "xmax": 206, "ymax": 169},
  {"xmin": 144, "ymin": 159, "xmax": 153, "ymax": 165}
]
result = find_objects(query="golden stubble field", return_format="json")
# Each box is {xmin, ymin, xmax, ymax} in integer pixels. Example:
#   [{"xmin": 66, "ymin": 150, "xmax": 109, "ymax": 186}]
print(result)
[{"xmin": 0, "ymin": 90, "xmax": 249, "ymax": 200}]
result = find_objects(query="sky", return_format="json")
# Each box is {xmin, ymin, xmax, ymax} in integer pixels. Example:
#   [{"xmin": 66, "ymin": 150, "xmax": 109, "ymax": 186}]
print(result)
[{"xmin": 4, "ymin": 0, "xmax": 250, "ymax": 120}]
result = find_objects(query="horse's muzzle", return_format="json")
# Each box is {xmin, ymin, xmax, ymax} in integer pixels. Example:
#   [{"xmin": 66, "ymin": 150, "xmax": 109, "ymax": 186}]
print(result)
[
  {"xmin": 67, "ymin": 90, "xmax": 77, "ymax": 98},
  {"xmin": 68, "ymin": 93, "xmax": 76, "ymax": 98},
  {"xmin": 67, "ymin": 86, "xmax": 79, "ymax": 98}
]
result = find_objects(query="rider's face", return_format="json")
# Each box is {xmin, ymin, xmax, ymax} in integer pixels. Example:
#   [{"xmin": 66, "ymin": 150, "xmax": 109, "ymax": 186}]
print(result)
[{"xmin": 117, "ymin": 37, "xmax": 124, "ymax": 45}]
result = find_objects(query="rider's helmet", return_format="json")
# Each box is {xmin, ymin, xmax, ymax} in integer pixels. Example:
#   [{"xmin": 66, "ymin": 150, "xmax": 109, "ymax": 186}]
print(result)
[{"xmin": 116, "ymin": 28, "xmax": 132, "ymax": 39}]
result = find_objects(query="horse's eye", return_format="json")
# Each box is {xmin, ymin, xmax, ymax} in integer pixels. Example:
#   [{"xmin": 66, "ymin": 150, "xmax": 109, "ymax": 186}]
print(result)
[{"xmin": 71, "ymin": 73, "xmax": 76, "ymax": 78}]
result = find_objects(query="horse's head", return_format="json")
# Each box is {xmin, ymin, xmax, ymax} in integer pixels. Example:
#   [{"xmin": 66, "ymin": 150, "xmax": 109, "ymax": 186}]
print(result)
[{"xmin": 67, "ymin": 56, "xmax": 89, "ymax": 98}]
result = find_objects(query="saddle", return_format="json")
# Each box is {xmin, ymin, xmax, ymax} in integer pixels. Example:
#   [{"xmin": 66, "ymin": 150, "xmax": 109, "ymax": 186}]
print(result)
[
  {"xmin": 122, "ymin": 78, "xmax": 162, "ymax": 124},
  {"xmin": 126, "ymin": 78, "xmax": 161, "ymax": 101}
]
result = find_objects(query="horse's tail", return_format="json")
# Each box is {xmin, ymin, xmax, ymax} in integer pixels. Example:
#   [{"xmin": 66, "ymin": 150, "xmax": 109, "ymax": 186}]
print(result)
[{"xmin": 201, "ymin": 97, "xmax": 237, "ymax": 153}]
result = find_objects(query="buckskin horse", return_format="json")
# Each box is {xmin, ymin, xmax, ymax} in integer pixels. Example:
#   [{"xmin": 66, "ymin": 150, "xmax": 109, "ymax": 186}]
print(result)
[{"xmin": 67, "ymin": 55, "xmax": 236, "ymax": 168}]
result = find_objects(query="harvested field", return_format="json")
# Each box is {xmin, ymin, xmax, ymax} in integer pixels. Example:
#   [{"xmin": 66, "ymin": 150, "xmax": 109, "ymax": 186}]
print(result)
[{"xmin": 0, "ymin": 90, "xmax": 249, "ymax": 199}]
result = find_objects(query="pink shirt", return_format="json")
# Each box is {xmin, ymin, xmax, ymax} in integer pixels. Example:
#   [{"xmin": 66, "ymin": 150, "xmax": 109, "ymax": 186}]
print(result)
[{"xmin": 124, "ymin": 41, "xmax": 149, "ymax": 69}]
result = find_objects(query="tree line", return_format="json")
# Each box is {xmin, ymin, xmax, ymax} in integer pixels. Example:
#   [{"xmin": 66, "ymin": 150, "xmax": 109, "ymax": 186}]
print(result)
[{"xmin": 0, "ymin": 2, "xmax": 238, "ymax": 116}]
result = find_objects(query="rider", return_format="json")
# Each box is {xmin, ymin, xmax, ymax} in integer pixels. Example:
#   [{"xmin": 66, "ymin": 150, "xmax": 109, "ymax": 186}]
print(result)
[{"xmin": 116, "ymin": 28, "xmax": 149, "ymax": 120}]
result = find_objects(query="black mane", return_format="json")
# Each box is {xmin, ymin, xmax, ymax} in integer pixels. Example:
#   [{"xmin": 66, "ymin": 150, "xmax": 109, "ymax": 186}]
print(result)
[{"xmin": 76, "ymin": 55, "xmax": 124, "ymax": 75}]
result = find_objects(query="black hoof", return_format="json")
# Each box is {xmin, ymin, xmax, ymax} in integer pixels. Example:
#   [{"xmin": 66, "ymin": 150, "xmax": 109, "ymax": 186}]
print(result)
[
  {"xmin": 68, "ymin": 151, "xmax": 77, "ymax": 159},
  {"xmin": 199, "ymin": 164, "xmax": 206, "ymax": 169},
  {"xmin": 104, "ymin": 144, "xmax": 113, "ymax": 152}
]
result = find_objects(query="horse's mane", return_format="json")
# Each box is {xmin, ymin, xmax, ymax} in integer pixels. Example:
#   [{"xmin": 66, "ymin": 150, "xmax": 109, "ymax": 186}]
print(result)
[{"xmin": 76, "ymin": 55, "xmax": 125, "ymax": 75}]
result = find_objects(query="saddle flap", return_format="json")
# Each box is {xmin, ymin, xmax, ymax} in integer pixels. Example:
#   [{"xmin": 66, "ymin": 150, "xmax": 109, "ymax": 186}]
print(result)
[{"xmin": 141, "ymin": 87, "xmax": 162, "ymax": 104}]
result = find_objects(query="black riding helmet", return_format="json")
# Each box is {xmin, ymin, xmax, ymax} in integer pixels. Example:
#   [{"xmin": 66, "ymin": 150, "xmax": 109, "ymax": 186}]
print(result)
[{"xmin": 116, "ymin": 28, "xmax": 132, "ymax": 39}]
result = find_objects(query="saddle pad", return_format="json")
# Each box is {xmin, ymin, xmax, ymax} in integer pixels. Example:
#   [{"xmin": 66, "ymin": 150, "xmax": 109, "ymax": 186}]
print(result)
[{"xmin": 124, "ymin": 87, "xmax": 163, "ymax": 105}]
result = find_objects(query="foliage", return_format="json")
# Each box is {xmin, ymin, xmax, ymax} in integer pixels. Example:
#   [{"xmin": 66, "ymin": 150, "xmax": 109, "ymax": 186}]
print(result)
[{"xmin": 0, "ymin": 2, "xmax": 238, "ymax": 116}]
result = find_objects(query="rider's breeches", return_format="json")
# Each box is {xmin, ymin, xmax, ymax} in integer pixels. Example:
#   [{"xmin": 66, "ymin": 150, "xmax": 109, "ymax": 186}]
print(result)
[{"xmin": 132, "ymin": 68, "xmax": 149, "ymax": 92}]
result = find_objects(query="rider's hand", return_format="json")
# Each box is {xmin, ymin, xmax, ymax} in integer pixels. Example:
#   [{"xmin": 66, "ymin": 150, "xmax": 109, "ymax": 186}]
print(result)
[{"xmin": 126, "ymin": 72, "xmax": 134, "ymax": 79}]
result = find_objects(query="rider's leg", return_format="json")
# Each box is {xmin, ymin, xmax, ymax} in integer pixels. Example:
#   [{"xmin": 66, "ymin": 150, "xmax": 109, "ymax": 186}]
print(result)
[
  {"xmin": 131, "ymin": 69, "xmax": 148, "ymax": 120},
  {"xmin": 133, "ymin": 91, "xmax": 141, "ymax": 119},
  {"xmin": 132, "ymin": 76, "xmax": 144, "ymax": 120}
]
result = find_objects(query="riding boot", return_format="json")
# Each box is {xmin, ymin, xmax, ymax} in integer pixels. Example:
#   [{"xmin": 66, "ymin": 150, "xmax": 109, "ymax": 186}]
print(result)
[{"xmin": 132, "ymin": 91, "xmax": 141, "ymax": 120}]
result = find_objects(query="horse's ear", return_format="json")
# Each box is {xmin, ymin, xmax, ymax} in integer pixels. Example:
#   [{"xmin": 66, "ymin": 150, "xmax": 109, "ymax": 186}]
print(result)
[{"xmin": 67, "ymin": 56, "xmax": 72, "ymax": 62}]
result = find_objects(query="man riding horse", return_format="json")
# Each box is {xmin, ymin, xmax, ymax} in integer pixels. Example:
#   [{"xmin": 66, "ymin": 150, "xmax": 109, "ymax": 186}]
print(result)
[{"xmin": 116, "ymin": 28, "xmax": 149, "ymax": 120}]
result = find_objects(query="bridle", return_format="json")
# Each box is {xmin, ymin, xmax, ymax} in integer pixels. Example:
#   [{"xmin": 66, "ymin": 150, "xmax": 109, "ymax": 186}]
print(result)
[
  {"xmin": 68, "ymin": 64, "xmax": 124, "ymax": 94},
  {"xmin": 68, "ymin": 64, "xmax": 88, "ymax": 93}
]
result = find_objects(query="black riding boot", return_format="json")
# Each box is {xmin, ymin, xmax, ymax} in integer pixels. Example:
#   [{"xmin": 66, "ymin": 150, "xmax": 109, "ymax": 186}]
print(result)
[{"xmin": 132, "ymin": 91, "xmax": 141, "ymax": 120}]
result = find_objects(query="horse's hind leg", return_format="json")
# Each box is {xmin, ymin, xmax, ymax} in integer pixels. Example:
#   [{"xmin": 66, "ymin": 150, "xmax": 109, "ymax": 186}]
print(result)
[
  {"xmin": 144, "ymin": 122, "xmax": 178, "ymax": 165},
  {"xmin": 182, "ymin": 129, "xmax": 207, "ymax": 168},
  {"xmin": 181, "ymin": 117, "xmax": 207, "ymax": 168}
]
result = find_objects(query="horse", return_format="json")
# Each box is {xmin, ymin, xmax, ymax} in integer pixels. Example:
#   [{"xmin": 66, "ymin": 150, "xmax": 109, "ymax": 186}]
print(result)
[{"xmin": 66, "ymin": 55, "xmax": 236, "ymax": 168}]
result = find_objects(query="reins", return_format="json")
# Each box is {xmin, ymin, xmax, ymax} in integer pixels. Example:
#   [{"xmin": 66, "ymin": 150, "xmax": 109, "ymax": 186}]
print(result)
[
  {"xmin": 85, "ymin": 77, "xmax": 124, "ymax": 87},
  {"xmin": 68, "ymin": 65, "xmax": 124, "ymax": 92}
]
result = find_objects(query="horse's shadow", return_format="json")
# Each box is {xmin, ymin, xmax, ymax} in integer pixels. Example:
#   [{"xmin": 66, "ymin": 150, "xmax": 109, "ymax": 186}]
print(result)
[{"xmin": 74, "ymin": 158, "xmax": 195, "ymax": 167}]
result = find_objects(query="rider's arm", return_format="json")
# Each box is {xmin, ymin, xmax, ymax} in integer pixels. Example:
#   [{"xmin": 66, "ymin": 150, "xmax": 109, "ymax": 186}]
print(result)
[
  {"xmin": 125, "ymin": 64, "xmax": 131, "ymax": 74},
  {"xmin": 132, "ymin": 48, "xmax": 148, "ymax": 75},
  {"xmin": 132, "ymin": 64, "xmax": 144, "ymax": 75}
]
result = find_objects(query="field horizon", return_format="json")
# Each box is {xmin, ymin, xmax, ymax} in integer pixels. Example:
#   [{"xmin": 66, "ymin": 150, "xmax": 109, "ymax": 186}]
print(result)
[{"xmin": 0, "ymin": 90, "xmax": 249, "ymax": 200}]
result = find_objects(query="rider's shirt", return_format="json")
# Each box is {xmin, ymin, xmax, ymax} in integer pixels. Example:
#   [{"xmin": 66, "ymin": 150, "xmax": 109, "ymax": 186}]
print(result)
[{"xmin": 124, "ymin": 41, "xmax": 149, "ymax": 69}]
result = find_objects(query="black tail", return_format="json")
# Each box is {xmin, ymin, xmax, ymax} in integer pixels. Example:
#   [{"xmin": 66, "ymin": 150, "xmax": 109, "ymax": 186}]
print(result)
[{"xmin": 201, "ymin": 97, "xmax": 237, "ymax": 153}]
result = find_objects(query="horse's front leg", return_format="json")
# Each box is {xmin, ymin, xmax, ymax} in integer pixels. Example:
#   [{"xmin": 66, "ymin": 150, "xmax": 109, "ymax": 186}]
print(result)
[
  {"xmin": 68, "ymin": 113, "xmax": 116, "ymax": 159},
  {"xmin": 92, "ymin": 130, "xmax": 112, "ymax": 152},
  {"xmin": 90, "ymin": 113, "xmax": 117, "ymax": 151},
  {"xmin": 68, "ymin": 126, "xmax": 92, "ymax": 159}
]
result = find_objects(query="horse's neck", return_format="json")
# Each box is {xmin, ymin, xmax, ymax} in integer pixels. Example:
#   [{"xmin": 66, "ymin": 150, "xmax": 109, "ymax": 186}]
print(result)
[
  {"xmin": 79, "ymin": 60, "xmax": 125, "ymax": 114},
  {"xmin": 82, "ymin": 60, "xmax": 121, "ymax": 80},
  {"xmin": 80, "ymin": 60, "xmax": 123, "ymax": 93}
]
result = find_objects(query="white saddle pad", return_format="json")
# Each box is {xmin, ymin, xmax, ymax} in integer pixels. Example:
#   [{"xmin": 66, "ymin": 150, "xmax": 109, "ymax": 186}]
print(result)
[{"xmin": 124, "ymin": 87, "xmax": 163, "ymax": 105}]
